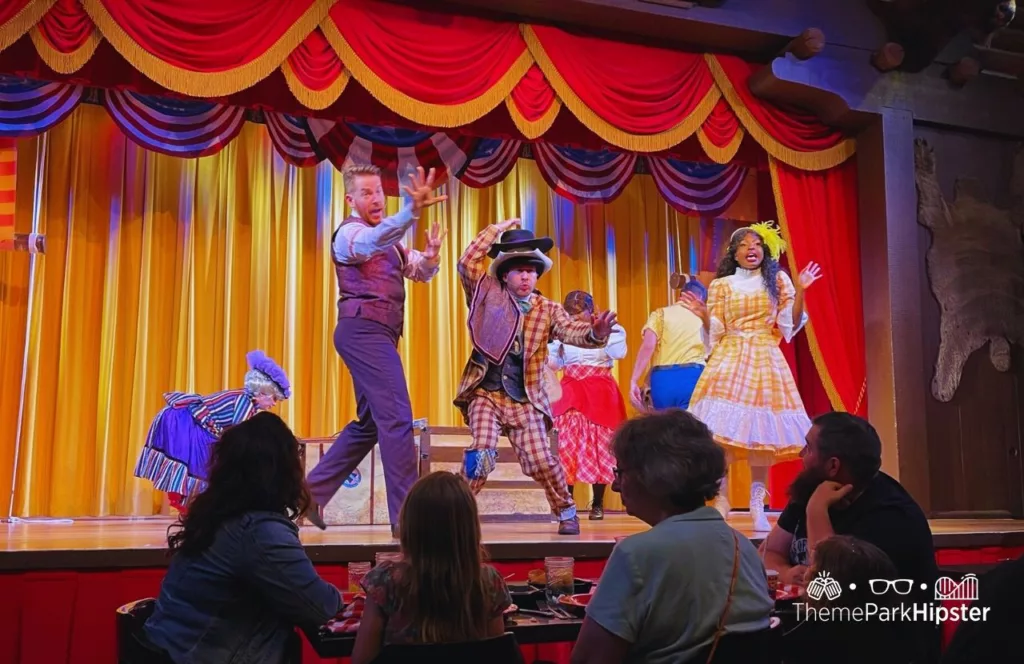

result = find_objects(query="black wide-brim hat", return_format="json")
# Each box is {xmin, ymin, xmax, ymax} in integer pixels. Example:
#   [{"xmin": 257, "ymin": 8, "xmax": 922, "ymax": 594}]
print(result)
[{"xmin": 487, "ymin": 229, "xmax": 554, "ymax": 258}]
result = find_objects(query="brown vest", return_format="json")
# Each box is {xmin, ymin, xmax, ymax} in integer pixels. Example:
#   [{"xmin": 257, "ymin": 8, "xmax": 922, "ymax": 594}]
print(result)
[{"xmin": 332, "ymin": 216, "xmax": 407, "ymax": 336}]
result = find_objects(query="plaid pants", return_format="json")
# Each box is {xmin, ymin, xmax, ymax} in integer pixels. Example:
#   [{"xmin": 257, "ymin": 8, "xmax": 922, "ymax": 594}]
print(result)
[{"xmin": 466, "ymin": 388, "xmax": 575, "ymax": 518}]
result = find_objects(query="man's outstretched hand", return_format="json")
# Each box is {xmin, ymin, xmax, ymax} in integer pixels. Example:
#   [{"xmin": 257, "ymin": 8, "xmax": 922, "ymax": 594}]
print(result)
[{"xmin": 403, "ymin": 166, "xmax": 447, "ymax": 213}]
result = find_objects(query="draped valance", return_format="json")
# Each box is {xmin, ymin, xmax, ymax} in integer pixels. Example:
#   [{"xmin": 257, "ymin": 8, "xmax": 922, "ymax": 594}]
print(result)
[{"xmin": 0, "ymin": 0, "xmax": 854, "ymax": 170}]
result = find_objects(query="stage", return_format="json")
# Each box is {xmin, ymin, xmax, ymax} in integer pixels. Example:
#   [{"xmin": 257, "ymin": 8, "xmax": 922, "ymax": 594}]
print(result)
[{"xmin": 4, "ymin": 512, "xmax": 1024, "ymax": 572}]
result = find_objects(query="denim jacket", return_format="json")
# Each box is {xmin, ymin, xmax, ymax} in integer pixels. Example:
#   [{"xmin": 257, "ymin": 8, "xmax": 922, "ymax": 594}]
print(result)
[{"xmin": 143, "ymin": 511, "xmax": 341, "ymax": 663}]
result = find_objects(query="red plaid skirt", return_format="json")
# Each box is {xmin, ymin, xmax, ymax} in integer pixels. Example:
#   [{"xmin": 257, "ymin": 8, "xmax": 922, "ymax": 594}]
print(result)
[{"xmin": 552, "ymin": 365, "xmax": 625, "ymax": 485}]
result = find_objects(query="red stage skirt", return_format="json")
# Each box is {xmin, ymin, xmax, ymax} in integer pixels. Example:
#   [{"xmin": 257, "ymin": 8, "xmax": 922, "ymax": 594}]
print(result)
[{"xmin": 552, "ymin": 365, "xmax": 627, "ymax": 485}]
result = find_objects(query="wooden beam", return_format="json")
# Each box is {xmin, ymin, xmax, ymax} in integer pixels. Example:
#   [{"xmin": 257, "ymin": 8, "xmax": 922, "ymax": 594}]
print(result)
[
  {"xmin": 856, "ymin": 108, "xmax": 932, "ymax": 512},
  {"xmin": 423, "ymin": 0, "xmax": 793, "ymax": 57},
  {"xmin": 751, "ymin": 47, "xmax": 1024, "ymax": 137}
]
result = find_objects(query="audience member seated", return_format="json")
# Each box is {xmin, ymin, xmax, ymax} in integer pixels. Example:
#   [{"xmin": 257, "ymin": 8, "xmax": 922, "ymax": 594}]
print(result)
[
  {"xmin": 142, "ymin": 411, "xmax": 342, "ymax": 663},
  {"xmin": 570, "ymin": 409, "xmax": 774, "ymax": 664},
  {"xmin": 352, "ymin": 471, "xmax": 513, "ymax": 664},
  {"xmin": 762, "ymin": 412, "xmax": 939, "ymax": 662},
  {"xmin": 940, "ymin": 553, "xmax": 1024, "ymax": 664},
  {"xmin": 781, "ymin": 535, "xmax": 917, "ymax": 664}
]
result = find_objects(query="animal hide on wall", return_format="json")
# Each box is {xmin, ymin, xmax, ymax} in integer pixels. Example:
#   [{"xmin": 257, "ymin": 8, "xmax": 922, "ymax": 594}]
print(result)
[{"xmin": 913, "ymin": 138, "xmax": 1024, "ymax": 401}]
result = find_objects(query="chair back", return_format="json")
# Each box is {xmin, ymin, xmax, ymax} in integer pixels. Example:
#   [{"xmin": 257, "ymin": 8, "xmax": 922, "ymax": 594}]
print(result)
[
  {"xmin": 371, "ymin": 632, "xmax": 525, "ymax": 664},
  {"xmin": 116, "ymin": 598, "xmax": 174, "ymax": 664},
  {"xmin": 702, "ymin": 626, "xmax": 782, "ymax": 664}
]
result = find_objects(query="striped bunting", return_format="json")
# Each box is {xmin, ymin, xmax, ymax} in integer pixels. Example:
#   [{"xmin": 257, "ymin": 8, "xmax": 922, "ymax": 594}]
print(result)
[
  {"xmin": 647, "ymin": 158, "xmax": 746, "ymax": 218},
  {"xmin": 103, "ymin": 90, "xmax": 246, "ymax": 158},
  {"xmin": 461, "ymin": 138, "xmax": 521, "ymax": 188},
  {"xmin": 265, "ymin": 113, "xmax": 322, "ymax": 167},
  {"xmin": 0, "ymin": 77, "xmax": 83, "ymax": 138},
  {"xmin": 533, "ymin": 143, "xmax": 637, "ymax": 204}
]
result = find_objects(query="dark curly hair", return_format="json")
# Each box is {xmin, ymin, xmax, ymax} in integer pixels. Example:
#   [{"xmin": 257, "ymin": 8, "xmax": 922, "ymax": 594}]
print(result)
[
  {"xmin": 716, "ymin": 229, "xmax": 781, "ymax": 304},
  {"xmin": 611, "ymin": 409, "xmax": 725, "ymax": 511},
  {"xmin": 167, "ymin": 411, "xmax": 311, "ymax": 557}
]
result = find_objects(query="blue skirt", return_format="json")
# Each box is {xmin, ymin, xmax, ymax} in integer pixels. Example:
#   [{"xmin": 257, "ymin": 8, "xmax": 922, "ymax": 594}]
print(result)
[{"xmin": 133, "ymin": 406, "xmax": 216, "ymax": 497}]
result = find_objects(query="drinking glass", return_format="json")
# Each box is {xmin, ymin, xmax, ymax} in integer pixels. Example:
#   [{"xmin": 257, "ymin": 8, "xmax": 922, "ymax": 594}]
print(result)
[
  {"xmin": 544, "ymin": 556, "xmax": 575, "ymax": 607},
  {"xmin": 348, "ymin": 562, "xmax": 371, "ymax": 593}
]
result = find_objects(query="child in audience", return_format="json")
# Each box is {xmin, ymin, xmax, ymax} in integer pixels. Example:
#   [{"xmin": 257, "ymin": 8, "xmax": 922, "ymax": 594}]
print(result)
[
  {"xmin": 782, "ymin": 535, "xmax": 916, "ymax": 664},
  {"xmin": 352, "ymin": 471, "xmax": 512, "ymax": 663}
]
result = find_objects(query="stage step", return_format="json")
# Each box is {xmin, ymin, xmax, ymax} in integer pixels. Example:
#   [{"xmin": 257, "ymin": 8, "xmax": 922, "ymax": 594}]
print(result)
[{"xmin": 299, "ymin": 422, "xmax": 558, "ymax": 526}]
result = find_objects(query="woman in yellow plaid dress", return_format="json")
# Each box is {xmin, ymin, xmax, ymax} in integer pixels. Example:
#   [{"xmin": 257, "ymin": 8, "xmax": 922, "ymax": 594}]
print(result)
[{"xmin": 680, "ymin": 222, "xmax": 822, "ymax": 532}]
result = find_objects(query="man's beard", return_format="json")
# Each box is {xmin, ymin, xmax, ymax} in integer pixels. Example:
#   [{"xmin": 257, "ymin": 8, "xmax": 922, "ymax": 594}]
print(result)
[{"xmin": 787, "ymin": 464, "xmax": 829, "ymax": 505}]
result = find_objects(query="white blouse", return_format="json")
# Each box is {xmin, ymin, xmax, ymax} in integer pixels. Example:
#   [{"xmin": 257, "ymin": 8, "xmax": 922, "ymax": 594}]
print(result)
[{"xmin": 549, "ymin": 324, "xmax": 627, "ymax": 369}]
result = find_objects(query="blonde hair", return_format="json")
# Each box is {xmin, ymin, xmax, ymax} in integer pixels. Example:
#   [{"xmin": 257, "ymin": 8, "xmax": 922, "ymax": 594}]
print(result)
[
  {"xmin": 343, "ymin": 164, "xmax": 382, "ymax": 195},
  {"xmin": 243, "ymin": 370, "xmax": 285, "ymax": 400}
]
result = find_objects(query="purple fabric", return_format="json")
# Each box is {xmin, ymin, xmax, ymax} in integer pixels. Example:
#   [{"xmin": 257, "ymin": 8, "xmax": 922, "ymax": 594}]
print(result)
[
  {"xmin": 467, "ymin": 275, "xmax": 520, "ymax": 365},
  {"xmin": 307, "ymin": 318, "xmax": 418, "ymax": 523},
  {"xmin": 141, "ymin": 406, "xmax": 217, "ymax": 484},
  {"xmin": 332, "ymin": 216, "xmax": 408, "ymax": 336},
  {"xmin": 246, "ymin": 350, "xmax": 291, "ymax": 397}
]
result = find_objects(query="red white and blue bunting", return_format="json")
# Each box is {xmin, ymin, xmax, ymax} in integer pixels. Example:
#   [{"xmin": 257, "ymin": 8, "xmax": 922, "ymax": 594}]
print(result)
[
  {"xmin": 103, "ymin": 90, "xmax": 245, "ymax": 158},
  {"xmin": 308, "ymin": 119, "xmax": 476, "ymax": 194},
  {"xmin": 0, "ymin": 77, "xmax": 747, "ymax": 217},
  {"xmin": 648, "ymin": 159, "xmax": 746, "ymax": 218},
  {"xmin": 0, "ymin": 77, "xmax": 83, "ymax": 138}
]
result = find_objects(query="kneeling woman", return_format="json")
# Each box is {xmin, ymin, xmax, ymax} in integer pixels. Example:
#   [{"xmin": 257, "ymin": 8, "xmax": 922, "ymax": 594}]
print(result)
[
  {"xmin": 548, "ymin": 291, "xmax": 628, "ymax": 519},
  {"xmin": 133, "ymin": 350, "xmax": 290, "ymax": 510}
]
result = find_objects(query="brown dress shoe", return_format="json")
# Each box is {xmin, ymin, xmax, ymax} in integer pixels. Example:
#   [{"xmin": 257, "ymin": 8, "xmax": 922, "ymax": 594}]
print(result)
[
  {"xmin": 589, "ymin": 505, "xmax": 604, "ymax": 520},
  {"xmin": 305, "ymin": 503, "xmax": 327, "ymax": 530},
  {"xmin": 558, "ymin": 516, "xmax": 580, "ymax": 535}
]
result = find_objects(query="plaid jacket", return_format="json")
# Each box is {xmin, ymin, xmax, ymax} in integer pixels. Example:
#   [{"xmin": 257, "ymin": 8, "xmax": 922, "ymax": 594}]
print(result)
[{"xmin": 453, "ymin": 224, "xmax": 605, "ymax": 422}]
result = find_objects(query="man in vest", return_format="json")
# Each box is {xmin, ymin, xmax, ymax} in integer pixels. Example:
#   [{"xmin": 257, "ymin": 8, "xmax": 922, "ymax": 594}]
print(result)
[
  {"xmin": 306, "ymin": 164, "xmax": 446, "ymax": 534},
  {"xmin": 454, "ymin": 220, "xmax": 618, "ymax": 534}
]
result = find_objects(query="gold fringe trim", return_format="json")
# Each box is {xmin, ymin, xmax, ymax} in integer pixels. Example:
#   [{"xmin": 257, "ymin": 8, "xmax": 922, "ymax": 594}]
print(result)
[
  {"xmin": 697, "ymin": 126, "xmax": 744, "ymax": 164},
  {"xmin": 80, "ymin": 0, "xmax": 334, "ymax": 97},
  {"xmin": 0, "ymin": 0, "xmax": 58, "ymax": 51},
  {"xmin": 281, "ymin": 60, "xmax": 349, "ymax": 110},
  {"xmin": 322, "ymin": 19, "xmax": 533, "ymax": 127},
  {"xmin": 29, "ymin": 25, "xmax": 101, "ymax": 74},
  {"xmin": 706, "ymin": 54, "xmax": 856, "ymax": 171},
  {"xmin": 769, "ymin": 156, "xmax": 849, "ymax": 413},
  {"xmin": 505, "ymin": 95, "xmax": 560, "ymax": 139},
  {"xmin": 523, "ymin": 24, "xmax": 718, "ymax": 153},
  {"xmin": 714, "ymin": 434, "xmax": 806, "ymax": 462}
]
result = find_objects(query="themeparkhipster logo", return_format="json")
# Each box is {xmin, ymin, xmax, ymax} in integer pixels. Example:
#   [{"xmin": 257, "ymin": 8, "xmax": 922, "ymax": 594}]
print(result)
[{"xmin": 794, "ymin": 571, "xmax": 990, "ymax": 625}]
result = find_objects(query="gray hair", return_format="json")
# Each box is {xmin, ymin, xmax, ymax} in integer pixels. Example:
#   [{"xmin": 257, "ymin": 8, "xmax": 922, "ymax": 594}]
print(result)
[
  {"xmin": 244, "ymin": 370, "xmax": 286, "ymax": 400},
  {"xmin": 611, "ymin": 409, "xmax": 725, "ymax": 509}
]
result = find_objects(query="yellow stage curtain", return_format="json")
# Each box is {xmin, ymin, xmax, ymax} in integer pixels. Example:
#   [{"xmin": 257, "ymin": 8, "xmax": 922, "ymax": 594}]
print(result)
[{"xmin": 0, "ymin": 104, "xmax": 760, "ymax": 517}]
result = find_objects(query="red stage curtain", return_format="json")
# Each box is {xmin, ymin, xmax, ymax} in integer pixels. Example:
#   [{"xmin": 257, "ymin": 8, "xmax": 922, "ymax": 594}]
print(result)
[
  {"xmin": 0, "ymin": 0, "xmax": 53, "ymax": 52},
  {"xmin": 772, "ymin": 156, "xmax": 867, "ymax": 417},
  {"xmin": 282, "ymin": 28, "xmax": 348, "ymax": 110},
  {"xmin": 525, "ymin": 25, "xmax": 718, "ymax": 152},
  {"xmin": 707, "ymin": 54, "xmax": 855, "ymax": 171},
  {"xmin": 81, "ymin": 0, "xmax": 332, "ymax": 96},
  {"xmin": 323, "ymin": 0, "xmax": 531, "ymax": 127},
  {"xmin": 507, "ymin": 64, "xmax": 560, "ymax": 139},
  {"xmin": 698, "ymin": 98, "xmax": 744, "ymax": 165},
  {"xmin": 29, "ymin": 0, "xmax": 98, "ymax": 74}
]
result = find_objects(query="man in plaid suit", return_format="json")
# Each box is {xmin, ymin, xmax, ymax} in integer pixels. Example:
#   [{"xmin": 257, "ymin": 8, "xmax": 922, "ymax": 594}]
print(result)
[{"xmin": 454, "ymin": 219, "xmax": 618, "ymax": 535}]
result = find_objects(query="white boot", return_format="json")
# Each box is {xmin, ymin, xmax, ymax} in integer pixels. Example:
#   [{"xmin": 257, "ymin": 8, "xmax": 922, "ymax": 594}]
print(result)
[{"xmin": 750, "ymin": 482, "xmax": 771, "ymax": 532}]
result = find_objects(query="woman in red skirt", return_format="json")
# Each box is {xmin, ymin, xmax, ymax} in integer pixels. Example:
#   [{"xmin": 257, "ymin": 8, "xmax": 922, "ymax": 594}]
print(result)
[{"xmin": 548, "ymin": 291, "xmax": 628, "ymax": 519}]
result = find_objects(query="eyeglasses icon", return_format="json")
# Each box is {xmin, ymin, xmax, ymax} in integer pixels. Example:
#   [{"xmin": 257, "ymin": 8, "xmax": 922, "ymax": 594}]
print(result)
[{"xmin": 868, "ymin": 579, "xmax": 914, "ymax": 595}]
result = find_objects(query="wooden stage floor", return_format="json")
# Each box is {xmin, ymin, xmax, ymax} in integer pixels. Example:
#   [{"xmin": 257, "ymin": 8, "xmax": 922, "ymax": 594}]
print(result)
[{"xmin": 3, "ymin": 512, "xmax": 1024, "ymax": 571}]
